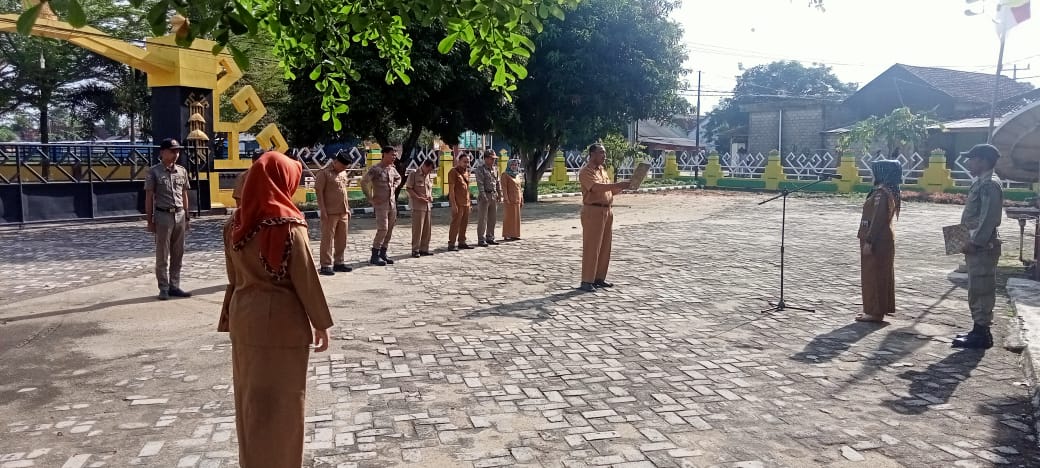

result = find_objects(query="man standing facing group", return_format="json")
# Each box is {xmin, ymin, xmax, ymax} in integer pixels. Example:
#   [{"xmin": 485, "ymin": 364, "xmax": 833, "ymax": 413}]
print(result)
[
  {"xmin": 362, "ymin": 147, "xmax": 402, "ymax": 266},
  {"xmin": 145, "ymin": 138, "xmax": 192, "ymax": 300},
  {"xmin": 315, "ymin": 152, "xmax": 355, "ymax": 275},
  {"xmin": 474, "ymin": 149, "xmax": 503, "ymax": 247},
  {"xmin": 578, "ymin": 143, "xmax": 629, "ymax": 292}
]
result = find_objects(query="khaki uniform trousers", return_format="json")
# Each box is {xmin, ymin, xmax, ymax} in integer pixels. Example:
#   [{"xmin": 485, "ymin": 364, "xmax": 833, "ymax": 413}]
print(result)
[
  {"xmin": 476, "ymin": 197, "xmax": 498, "ymax": 242},
  {"xmin": 372, "ymin": 206, "xmax": 397, "ymax": 249},
  {"xmin": 411, "ymin": 209, "xmax": 432, "ymax": 252},
  {"xmin": 966, "ymin": 244, "xmax": 1001, "ymax": 327},
  {"xmin": 580, "ymin": 205, "xmax": 613, "ymax": 283},
  {"xmin": 154, "ymin": 210, "xmax": 186, "ymax": 291},
  {"xmin": 319, "ymin": 213, "xmax": 349, "ymax": 267},
  {"xmin": 449, "ymin": 205, "xmax": 470, "ymax": 245}
]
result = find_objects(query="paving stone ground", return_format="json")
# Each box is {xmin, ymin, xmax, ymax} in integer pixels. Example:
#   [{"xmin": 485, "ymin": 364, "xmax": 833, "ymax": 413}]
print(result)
[{"xmin": 1, "ymin": 190, "xmax": 1038, "ymax": 468}]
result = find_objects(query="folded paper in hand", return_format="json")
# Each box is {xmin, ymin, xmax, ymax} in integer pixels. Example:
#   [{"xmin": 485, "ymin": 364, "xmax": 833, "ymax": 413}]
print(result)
[
  {"xmin": 629, "ymin": 162, "xmax": 651, "ymax": 191},
  {"xmin": 942, "ymin": 224, "xmax": 970, "ymax": 255}
]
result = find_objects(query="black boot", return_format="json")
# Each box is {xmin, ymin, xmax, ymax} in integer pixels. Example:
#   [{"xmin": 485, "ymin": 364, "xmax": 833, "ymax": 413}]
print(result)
[
  {"xmin": 379, "ymin": 248, "xmax": 394, "ymax": 265},
  {"xmin": 952, "ymin": 324, "xmax": 993, "ymax": 349},
  {"xmin": 369, "ymin": 248, "xmax": 386, "ymax": 266}
]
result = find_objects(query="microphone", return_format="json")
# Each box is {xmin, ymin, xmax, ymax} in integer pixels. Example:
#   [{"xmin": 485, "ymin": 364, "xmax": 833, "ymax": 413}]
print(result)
[{"xmin": 817, "ymin": 173, "xmax": 843, "ymax": 180}]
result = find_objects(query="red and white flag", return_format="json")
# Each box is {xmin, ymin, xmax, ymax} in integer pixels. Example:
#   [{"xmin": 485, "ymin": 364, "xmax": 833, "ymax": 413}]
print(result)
[{"xmin": 996, "ymin": 0, "xmax": 1031, "ymax": 35}]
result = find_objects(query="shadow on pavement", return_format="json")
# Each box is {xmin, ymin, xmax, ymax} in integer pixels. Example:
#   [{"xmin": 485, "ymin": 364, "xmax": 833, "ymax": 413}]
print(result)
[
  {"xmin": 791, "ymin": 321, "xmax": 887, "ymax": 363},
  {"xmin": 462, "ymin": 289, "xmax": 585, "ymax": 322},
  {"xmin": 2, "ymin": 295, "xmax": 191, "ymax": 323},
  {"xmin": 0, "ymin": 320, "xmax": 108, "ymax": 407},
  {"xmin": 881, "ymin": 349, "xmax": 985, "ymax": 416}
]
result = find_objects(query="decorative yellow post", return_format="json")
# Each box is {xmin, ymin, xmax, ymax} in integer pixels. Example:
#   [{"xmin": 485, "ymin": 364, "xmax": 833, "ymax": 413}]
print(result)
[
  {"xmin": 439, "ymin": 149, "xmax": 453, "ymax": 195},
  {"xmin": 550, "ymin": 150, "xmax": 569, "ymax": 187},
  {"xmin": 607, "ymin": 165, "xmax": 616, "ymax": 182},
  {"xmin": 663, "ymin": 150, "xmax": 679, "ymax": 179},
  {"xmin": 918, "ymin": 148, "xmax": 955, "ymax": 193},
  {"xmin": 498, "ymin": 149, "xmax": 509, "ymax": 173},
  {"xmin": 835, "ymin": 152, "xmax": 862, "ymax": 193},
  {"xmin": 762, "ymin": 149, "xmax": 786, "ymax": 191},
  {"xmin": 365, "ymin": 145, "xmax": 382, "ymax": 176},
  {"xmin": 703, "ymin": 151, "xmax": 723, "ymax": 187}
]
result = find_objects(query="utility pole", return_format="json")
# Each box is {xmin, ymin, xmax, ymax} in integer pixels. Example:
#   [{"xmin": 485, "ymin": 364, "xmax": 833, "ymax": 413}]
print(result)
[{"xmin": 694, "ymin": 70, "xmax": 702, "ymax": 149}]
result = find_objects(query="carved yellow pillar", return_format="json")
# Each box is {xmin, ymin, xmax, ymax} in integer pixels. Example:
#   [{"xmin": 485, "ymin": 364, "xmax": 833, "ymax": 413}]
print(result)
[
  {"xmin": 498, "ymin": 149, "xmax": 509, "ymax": 173},
  {"xmin": 918, "ymin": 148, "xmax": 954, "ymax": 193},
  {"xmin": 703, "ymin": 151, "xmax": 723, "ymax": 187},
  {"xmin": 365, "ymin": 145, "xmax": 382, "ymax": 176},
  {"xmin": 550, "ymin": 150, "xmax": 569, "ymax": 187},
  {"xmin": 835, "ymin": 152, "xmax": 862, "ymax": 193},
  {"xmin": 439, "ymin": 149, "xmax": 453, "ymax": 195},
  {"xmin": 762, "ymin": 149, "xmax": 786, "ymax": 191},
  {"xmin": 664, "ymin": 150, "xmax": 679, "ymax": 179}
]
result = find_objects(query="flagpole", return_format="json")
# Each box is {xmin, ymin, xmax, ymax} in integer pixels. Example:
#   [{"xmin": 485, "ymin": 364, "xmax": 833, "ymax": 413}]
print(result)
[{"xmin": 987, "ymin": 31, "xmax": 1008, "ymax": 143}]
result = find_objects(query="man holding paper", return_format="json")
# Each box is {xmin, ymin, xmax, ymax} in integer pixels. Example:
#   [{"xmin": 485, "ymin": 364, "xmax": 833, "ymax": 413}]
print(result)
[
  {"xmin": 577, "ymin": 143, "xmax": 630, "ymax": 292},
  {"xmin": 953, "ymin": 144, "xmax": 1004, "ymax": 349}
]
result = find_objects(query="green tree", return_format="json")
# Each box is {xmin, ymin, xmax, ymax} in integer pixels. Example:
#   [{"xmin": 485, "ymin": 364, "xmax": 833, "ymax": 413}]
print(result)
[
  {"xmin": 496, "ymin": 0, "xmax": 689, "ymax": 201},
  {"xmin": 838, "ymin": 106, "xmax": 942, "ymax": 156},
  {"xmin": 600, "ymin": 133, "xmax": 648, "ymax": 182},
  {"xmin": 16, "ymin": 0, "xmax": 578, "ymax": 132},
  {"xmin": 704, "ymin": 60, "xmax": 857, "ymax": 152}
]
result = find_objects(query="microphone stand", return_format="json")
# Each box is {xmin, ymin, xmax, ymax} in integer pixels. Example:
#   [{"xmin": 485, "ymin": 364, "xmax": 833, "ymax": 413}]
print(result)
[{"xmin": 757, "ymin": 174, "xmax": 838, "ymax": 313}]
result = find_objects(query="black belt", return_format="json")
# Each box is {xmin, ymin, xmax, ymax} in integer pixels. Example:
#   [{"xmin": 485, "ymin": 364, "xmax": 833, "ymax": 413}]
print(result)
[
  {"xmin": 585, "ymin": 203, "xmax": 611, "ymax": 208},
  {"xmin": 155, "ymin": 207, "xmax": 182, "ymax": 213}
]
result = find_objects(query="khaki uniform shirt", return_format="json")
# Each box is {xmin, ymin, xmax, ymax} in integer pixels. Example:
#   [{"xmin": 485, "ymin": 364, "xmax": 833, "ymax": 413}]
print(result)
[
  {"xmin": 448, "ymin": 167, "xmax": 471, "ymax": 208},
  {"xmin": 578, "ymin": 163, "xmax": 613, "ymax": 207},
  {"xmin": 314, "ymin": 166, "xmax": 351, "ymax": 215},
  {"xmin": 145, "ymin": 163, "xmax": 189, "ymax": 209},
  {"xmin": 362, "ymin": 164, "xmax": 402, "ymax": 209},
  {"xmin": 961, "ymin": 169, "xmax": 1004, "ymax": 248},
  {"xmin": 406, "ymin": 170, "xmax": 435, "ymax": 211},
  {"xmin": 501, "ymin": 173, "xmax": 523, "ymax": 205},
  {"xmin": 474, "ymin": 164, "xmax": 502, "ymax": 200}
]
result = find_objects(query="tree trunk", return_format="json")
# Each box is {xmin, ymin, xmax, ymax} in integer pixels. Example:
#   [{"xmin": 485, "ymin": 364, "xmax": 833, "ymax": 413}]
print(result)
[
  {"xmin": 39, "ymin": 98, "xmax": 49, "ymax": 144},
  {"xmin": 521, "ymin": 144, "xmax": 557, "ymax": 203},
  {"xmin": 393, "ymin": 124, "xmax": 424, "ymax": 204}
]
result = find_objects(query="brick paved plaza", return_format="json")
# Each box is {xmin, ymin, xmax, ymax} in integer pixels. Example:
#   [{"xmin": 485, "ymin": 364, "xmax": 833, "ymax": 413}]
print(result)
[{"xmin": 1, "ymin": 191, "xmax": 1038, "ymax": 468}]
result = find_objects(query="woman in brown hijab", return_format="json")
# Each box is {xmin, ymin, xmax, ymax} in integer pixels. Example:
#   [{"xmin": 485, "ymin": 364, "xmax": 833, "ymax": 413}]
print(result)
[
  {"xmin": 219, "ymin": 151, "xmax": 333, "ymax": 467},
  {"xmin": 856, "ymin": 159, "xmax": 902, "ymax": 322},
  {"xmin": 500, "ymin": 159, "xmax": 524, "ymax": 240}
]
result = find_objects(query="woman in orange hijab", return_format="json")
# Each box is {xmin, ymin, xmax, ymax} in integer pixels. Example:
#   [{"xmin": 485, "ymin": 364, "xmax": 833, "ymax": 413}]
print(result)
[{"xmin": 218, "ymin": 151, "xmax": 333, "ymax": 467}]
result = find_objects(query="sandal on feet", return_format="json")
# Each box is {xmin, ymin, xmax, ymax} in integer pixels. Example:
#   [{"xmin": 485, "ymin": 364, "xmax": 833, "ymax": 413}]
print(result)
[{"xmin": 855, "ymin": 313, "xmax": 885, "ymax": 323}]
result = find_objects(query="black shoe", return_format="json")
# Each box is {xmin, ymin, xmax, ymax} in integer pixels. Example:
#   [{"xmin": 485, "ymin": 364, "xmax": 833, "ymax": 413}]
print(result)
[
  {"xmin": 320, "ymin": 266, "xmax": 335, "ymax": 275},
  {"xmin": 955, "ymin": 324, "xmax": 987, "ymax": 339},
  {"xmin": 379, "ymin": 248, "xmax": 394, "ymax": 265},
  {"xmin": 459, "ymin": 243, "xmax": 474, "ymax": 250},
  {"xmin": 412, "ymin": 251, "xmax": 422, "ymax": 258},
  {"xmin": 333, "ymin": 264, "xmax": 352, "ymax": 272},
  {"xmin": 952, "ymin": 327, "xmax": 993, "ymax": 349},
  {"xmin": 369, "ymin": 249, "xmax": 386, "ymax": 266},
  {"xmin": 578, "ymin": 282, "xmax": 596, "ymax": 292},
  {"xmin": 487, "ymin": 239, "xmax": 500, "ymax": 245},
  {"xmin": 448, "ymin": 244, "xmax": 458, "ymax": 251},
  {"xmin": 419, "ymin": 251, "xmax": 433, "ymax": 256},
  {"xmin": 158, "ymin": 290, "xmax": 170, "ymax": 301},
  {"xmin": 478, "ymin": 242, "xmax": 488, "ymax": 247},
  {"xmin": 168, "ymin": 288, "xmax": 192, "ymax": 298},
  {"xmin": 593, "ymin": 280, "xmax": 613, "ymax": 288}
]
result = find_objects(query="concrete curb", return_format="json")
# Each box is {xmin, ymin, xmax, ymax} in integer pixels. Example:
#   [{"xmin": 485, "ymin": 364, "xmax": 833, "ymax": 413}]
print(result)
[
  {"xmin": 1004, "ymin": 277, "xmax": 1040, "ymax": 447},
  {"xmin": 301, "ymin": 184, "xmax": 700, "ymax": 218}
]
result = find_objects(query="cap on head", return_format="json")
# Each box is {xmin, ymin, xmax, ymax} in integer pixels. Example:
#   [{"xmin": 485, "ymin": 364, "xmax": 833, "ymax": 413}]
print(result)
[
  {"xmin": 484, "ymin": 149, "xmax": 497, "ymax": 159},
  {"xmin": 160, "ymin": 138, "xmax": 182, "ymax": 150},
  {"xmin": 961, "ymin": 143, "xmax": 1000, "ymax": 161}
]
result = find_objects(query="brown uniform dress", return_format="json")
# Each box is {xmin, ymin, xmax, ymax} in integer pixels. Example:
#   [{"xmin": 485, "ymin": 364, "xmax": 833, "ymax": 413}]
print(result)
[
  {"xmin": 448, "ymin": 167, "xmax": 472, "ymax": 245},
  {"xmin": 500, "ymin": 172, "xmax": 523, "ymax": 239},
  {"xmin": 314, "ymin": 166, "xmax": 352, "ymax": 267},
  {"xmin": 145, "ymin": 162, "xmax": 190, "ymax": 292},
  {"xmin": 857, "ymin": 187, "xmax": 896, "ymax": 317},
  {"xmin": 219, "ymin": 222, "xmax": 333, "ymax": 468},
  {"xmin": 578, "ymin": 163, "xmax": 614, "ymax": 283},
  {"xmin": 407, "ymin": 169, "xmax": 435, "ymax": 253},
  {"xmin": 363, "ymin": 164, "xmax": 402, "ymax": 249}
]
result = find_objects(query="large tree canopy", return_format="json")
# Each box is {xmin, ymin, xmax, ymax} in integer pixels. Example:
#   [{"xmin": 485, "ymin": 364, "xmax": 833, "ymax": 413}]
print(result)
[
  {"xmin": 496, "ymin": 0, "xmax": 689, "ymax": 201},
  {"xmin": 16, "ymin": 0, "xmax": 578, "ymax": 132},
  {"xmin": 704, "ymin": 60, "xmax": 858, "ymax": 152}
]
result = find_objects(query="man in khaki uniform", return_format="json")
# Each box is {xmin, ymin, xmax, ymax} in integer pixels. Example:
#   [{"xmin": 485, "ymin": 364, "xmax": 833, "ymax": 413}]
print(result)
[
  {"xmin": 448, "ymin": 153, "xmax": 474, "ymax": 251},
  {"xmin": 578, "ymin": 143, "xmax": 629, "ymax": 292},
  {"xmin": 145, "ymin": 138, "xmax": 192, "ymax": 300},
  {"xmin": 406, "ymin": 159, "xmax": 436, "ymax": 257},
  {"xmin": 362, "ymin": 147, "xmax": 402, "ymax": 266},
  {"xmin": 315, "ymin": 152, "xmax": 355, "ymax": 275},
  {"xmin": 474, "ymin": 149, "xmax": 503, "ymax": 247},
  {"xmin": 953, "ymin": 143, "xmax": 1005, "ymax": 349}
]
